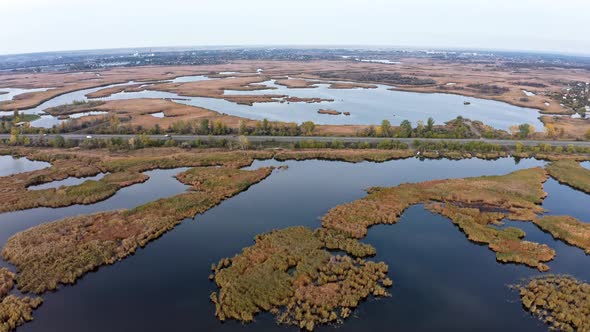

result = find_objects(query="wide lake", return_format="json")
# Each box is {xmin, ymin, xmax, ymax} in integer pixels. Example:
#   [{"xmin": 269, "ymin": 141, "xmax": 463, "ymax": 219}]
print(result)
[
  {"xmin": 0, "ymin": 75, "xmax": 544, "ymax": 130},
  {"xmin": 0, "ymin": 156, "xmax": 588, "ymax": 331}
]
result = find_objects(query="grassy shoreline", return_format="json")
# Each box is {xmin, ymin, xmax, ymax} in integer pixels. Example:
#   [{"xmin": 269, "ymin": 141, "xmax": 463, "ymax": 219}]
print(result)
[
  {"xmin": 2, "ymin": 166, "xmax": 274, "ymax": 294},
  {"xmin": 546, "ymin": 160, "xmax": 590, "ymax": 193}
]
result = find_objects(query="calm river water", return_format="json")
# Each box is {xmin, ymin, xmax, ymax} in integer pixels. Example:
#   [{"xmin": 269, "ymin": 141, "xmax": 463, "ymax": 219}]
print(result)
[{"xmin": 1, "ymin": 156, "xmax": 588, "ymax": 331}]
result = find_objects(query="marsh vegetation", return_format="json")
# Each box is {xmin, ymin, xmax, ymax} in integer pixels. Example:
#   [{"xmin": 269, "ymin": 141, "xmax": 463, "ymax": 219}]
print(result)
[
  {"xmin": 210, "ymin": 227, "xmax": 390, "ymax": 331},
  {"xmin": 0, "ymin": 145, "xmax": 589, "ymax": 331},
  {"xmin": 518, "ymin": 275, "xmax": 590, "ymax": 331},
  {"xmin": 534, "ymin": 215, "xmax": 590, "ymax": 254},
  {"xmin": 546, "ymin": 160, "xmax": 590, "ymax": 194},
  {"xmin": 321, "ymin": 168, "xmax": 556, "ymax": 270},
  {"xmin": 0, "ymin": 268, "xmax": 42, "ymax": 332}
]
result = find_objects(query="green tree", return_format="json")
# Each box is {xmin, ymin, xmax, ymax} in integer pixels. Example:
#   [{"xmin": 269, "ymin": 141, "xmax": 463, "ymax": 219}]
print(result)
[
  {"xmin": 238, "ymin": 121, "xmax": 247, "ymax": 135},
  {"xmin": 518, "ymin": 124, "xmax": 531, "ymax": 139},
  {"xmin": 52, "ymin": 135, "xmax": 66, "ymax": 148},
  {"xmin": 261, "ymin": 118, "xmax": 271, "ymax": 135},
  {"xmin": 9, "ymin": 127, "xmax": 19, "ymax": 145},
  {"xmin": 199, "ymin": 119, "xmax": 210, "ymax": 134},
  {"xmin": 380, "ymin": 120, "xmax": 391, "ymax": 137},
  {"xmin": 300, "ymin": 121, "xmax": 315, "ymax": 136},
  {"xmin": 331, "ymin": 140, "xmax": 344, "ymax": 149},
  {"xmin": 566, "ymin": 144, "xmax": 575, "ymax": 153},
  {"xmin": 212, "ymin": 120, "xmax": 226, "ymax": 135},
  {"xmin": 426, "ymin": 117, "xmax": 435, "ymax": 132},
  {"xmin": 416, "ymin": 120, "xmax": 425, "ymax": 136},
  {"xmin": 399, "ymin": 120, "xmax": 412, "ymax": 137}
]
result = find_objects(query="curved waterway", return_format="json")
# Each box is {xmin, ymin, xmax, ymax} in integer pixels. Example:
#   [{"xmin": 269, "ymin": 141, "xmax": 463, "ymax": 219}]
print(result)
[
  {"xmin": 0, "ymin": 166, "xmax": 190, "ymax": 268},
  {"xmin": 1, "ymin": 75, "xmax": 544, "ymax": 130},
  {"xmin": 1, "ymin": 157, "xmax": 588, "ymax": 331}
]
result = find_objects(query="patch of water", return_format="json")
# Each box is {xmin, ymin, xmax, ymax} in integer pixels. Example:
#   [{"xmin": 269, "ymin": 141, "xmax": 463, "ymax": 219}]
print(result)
[
  {"xmin": 522, "ymin": 90, "xmax": 536, "ymax": 97},
  {"xmin": 0, "ymin": 88, "xmax": 51, "ymax": 102},
  {"xmin": 27, "ymin": 173, "xmax": 108, "ymax": 190},
  {"xmin": 5, "ymin": 76, "xmax": 545, "ymax": 131},
  {"xmin": 150, "ymin": 112, "xmax": 165, "ymax": 118},
  {"xmin": 13, "ymin": 157, "xmax": 566, "ymax": 332},
  {"xmin": 0, "ymin": 167, "xmax": 190, "ymax": 258},
  {"xmin": 0, "ymin": 156, "xmax": 50, "ymax": 177}
]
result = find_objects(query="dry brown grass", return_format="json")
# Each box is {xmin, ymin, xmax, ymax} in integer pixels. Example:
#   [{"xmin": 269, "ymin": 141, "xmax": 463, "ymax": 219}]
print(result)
[
  {"xmin": 322, "ymin": 168, "xmax": 554, "ymax": 270},
  {"xmin": 518, "ymin": 275, "xmax": 590, "ymax": 331},
  {"xmin": 317, "ymin": 109, "xmax": 341, "ymax": 115},
  {"xmin": 274, "ymin": 78, "xmax": 319, "ymax": 88},
  {"xmin": 0, "ymin": 148, "xmax": 275, "ymax": 213},
  {"xmin": 5, "ymin": 59, "xmax": 580, "ymax": 135},
  {"xmin": 534, "ymin": 215, "xmax": 590, "ymax": 254},
  {"xmin": 2, "ymin": 58, "xmax": 585, "ymax": 118},
  {"xmin": 84, "ymin": 84, "xmax": 146, "ymax": 98},
  {"xmin": 0, "ymin": 268, "xmax": 42, "ymax": 332},
  {"xmin": 546, "ymin": 160, "xmax": 590, "ymax": 193},
  {"xmin": 2, "ymin": 166, "xmax": 273, "ymax": 294},
  {"xmin": 210, "ymin": 226, "xmax": 390, "ymax": 331},
  {"xmin": 540, "ymin": 116, "xmax": 590, "ymax": 139},
  {"xmin": 274, "ymin": 149, "xmax": 414, "ymax": 162},
  {"xmin": 328, "ymin": 82, "xmax": 377, "ymax": 89}
]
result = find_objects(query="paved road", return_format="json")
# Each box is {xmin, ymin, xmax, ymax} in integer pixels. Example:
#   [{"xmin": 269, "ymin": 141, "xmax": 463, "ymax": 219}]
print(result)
[{"xmin": 2, "ymin": 134, "xmax": 589, "ymax": 147}]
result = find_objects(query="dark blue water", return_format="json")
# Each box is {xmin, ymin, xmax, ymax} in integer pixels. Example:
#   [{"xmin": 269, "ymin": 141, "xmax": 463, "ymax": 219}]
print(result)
[
  {"xmin": 0, "ymin": 167, "xmax": 190, "ymax": 267},
  {"xmin": 1, "ymin": 157, "xmax": 588, "ymax": 332}
]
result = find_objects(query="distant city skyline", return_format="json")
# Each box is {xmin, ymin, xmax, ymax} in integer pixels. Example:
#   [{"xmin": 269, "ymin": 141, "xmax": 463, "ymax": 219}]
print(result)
[{"xmin": 1, "ymin": 0, "xmax": 589, "ymax": 56}]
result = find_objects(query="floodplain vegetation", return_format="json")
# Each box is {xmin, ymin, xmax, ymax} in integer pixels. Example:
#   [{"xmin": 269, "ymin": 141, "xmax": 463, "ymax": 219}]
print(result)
[
  {"xmin": 2, "ymin": 166, "xmax": 273, "ymax": 294},
  {"xmin": 322, "ymin": 168, "xmax": 555, "ymax": 270},
  {"xmin": 0, "ymin": 268, "xmax": 42, "ymax": 332},
  {"xmin": 0, "ymin": 147, "xmax": 274, "ymax": 213},
  {"xmin": 1, "ymin": 145, "xmax": 590, "ymax": 331},
  {"xmin": 45, "ymin": 100, "xmax": 106, "ymax": 116},
  {"xmin": 517, "ymin": 275, "xmax": 590, "ymax": 332},
  {"xmin": 546, "ymin": 159, "xmax": 590, "ymax": 194},
  {"xmin": 210, "ymin": 227, "xmax": 390, "ymax": 331},
  {"xmin": 209, "ymin": 167, "xmax": 573, "ymax": 331},
  {"xmin": 534, "ymin": 216, "xmax": 590, "ymax": 254}
]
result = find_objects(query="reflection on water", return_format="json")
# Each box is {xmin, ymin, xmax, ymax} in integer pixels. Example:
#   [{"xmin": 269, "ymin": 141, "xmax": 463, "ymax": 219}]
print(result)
[
  {"xmin": 542, "ymin": 178, "xmax": 590, "ymax": 221},
  {"xmin": 27, "ymin": 173, "xmax": 107, "ymax": 190},
  {"xmin": 6, "ymin": 75, "xmax": 543, "ymax": 130},
  {"xmin": 9, "ymin": 157, "xmax": 588, "ymax": 332},
  {"xmin": 69, "ymin": 111, "xmax": 109, "ymax": 119},
  {"xmin": 0, "ymin": 156, "xmax": 49, "ymax": 177},
  {"xmin": 0, "ymin": 87, "xmax": 50, "ymax": 102},
  {"xmin": 0, "ymin": 167, "xmax": 190, "ymax": 266},
  {"xmin": 169, "ymin": 75, "xmax": 211, "ymax": 83}
]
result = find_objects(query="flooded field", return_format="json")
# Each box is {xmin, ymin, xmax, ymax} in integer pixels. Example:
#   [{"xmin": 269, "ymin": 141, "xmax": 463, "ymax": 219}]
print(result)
[{"xmin": 0, "ymin": 75, "xmax": 544, "ymax": 130}]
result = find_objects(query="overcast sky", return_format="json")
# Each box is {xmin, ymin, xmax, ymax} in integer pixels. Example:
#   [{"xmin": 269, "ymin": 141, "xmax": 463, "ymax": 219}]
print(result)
[{"xmin": 1, "ymin": 0, "xmax": 589, "ymax": 55}]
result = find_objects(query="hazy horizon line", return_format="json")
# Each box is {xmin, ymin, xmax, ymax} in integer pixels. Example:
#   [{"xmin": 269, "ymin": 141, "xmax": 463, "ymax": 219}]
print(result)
[{"xmin": 2, "ymin": 44, "xmax": 590, "ymax": 59}]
